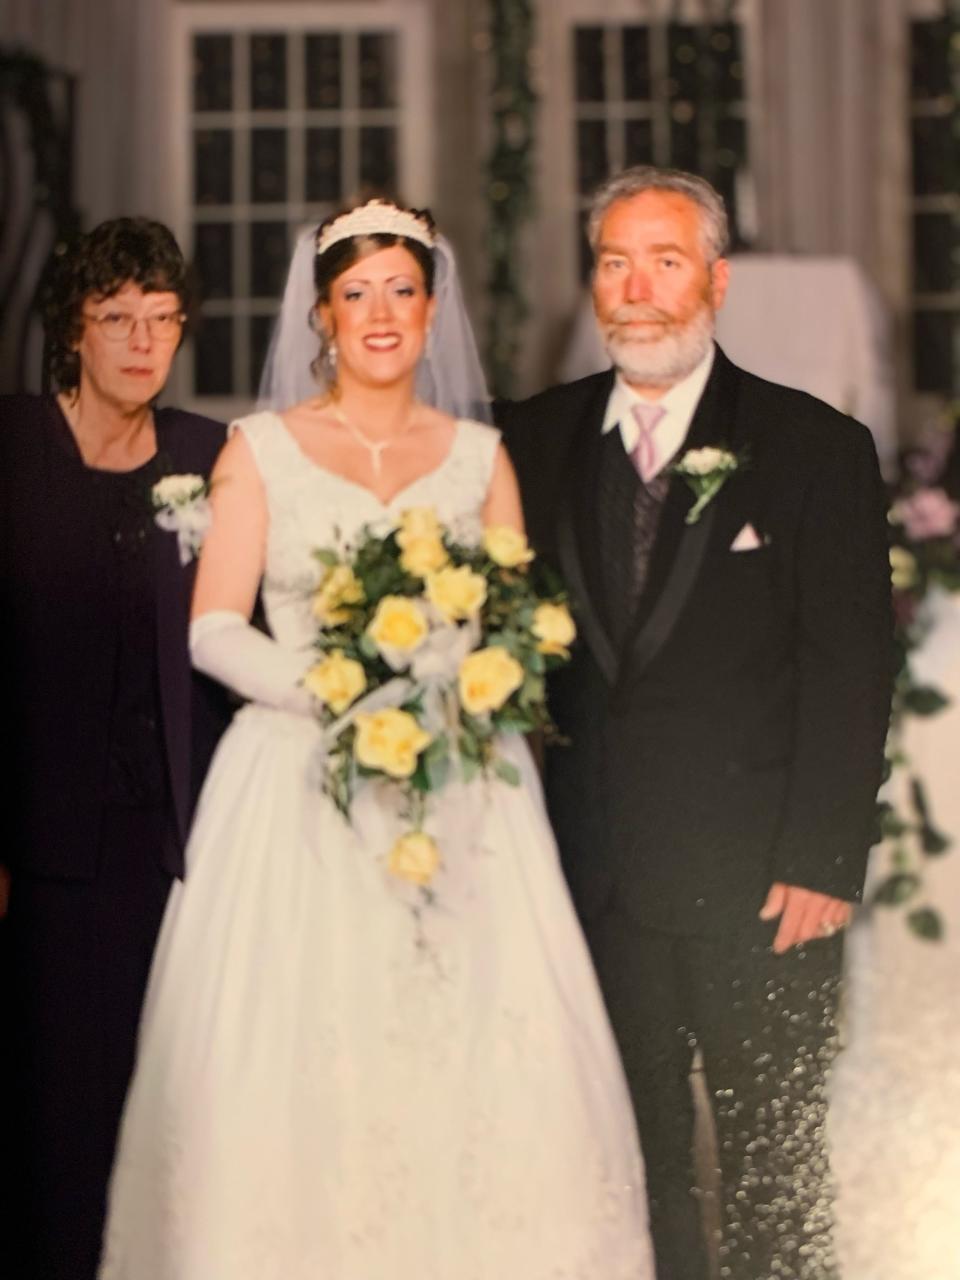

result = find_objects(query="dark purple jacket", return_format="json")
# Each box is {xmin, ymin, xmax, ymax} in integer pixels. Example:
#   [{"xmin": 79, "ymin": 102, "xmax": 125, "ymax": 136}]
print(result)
[{"xmin": 0, "ymin": 395, "xmax": 231, "ymax": 880}]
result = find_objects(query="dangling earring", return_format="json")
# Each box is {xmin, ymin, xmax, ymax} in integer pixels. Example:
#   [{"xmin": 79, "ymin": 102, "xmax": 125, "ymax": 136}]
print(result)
[{"xmin": 324, "ymin": 336, "xmax": 338, "ymax": 381}]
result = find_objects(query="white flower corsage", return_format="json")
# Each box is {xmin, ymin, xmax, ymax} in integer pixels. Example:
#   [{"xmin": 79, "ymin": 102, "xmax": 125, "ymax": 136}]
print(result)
[
  {"xmin": 672, "ymin": 446, "xmax": 742, "ymax": 525},
  {"xmin": 152, "ymin": 473, "xmax": 211, "ymax": 565}
]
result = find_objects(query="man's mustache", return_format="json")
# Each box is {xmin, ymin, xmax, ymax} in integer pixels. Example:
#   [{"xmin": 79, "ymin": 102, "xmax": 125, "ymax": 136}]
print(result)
[{"xmin": 607, "ymin": 305, "xmax": 673, "ymax": 327}]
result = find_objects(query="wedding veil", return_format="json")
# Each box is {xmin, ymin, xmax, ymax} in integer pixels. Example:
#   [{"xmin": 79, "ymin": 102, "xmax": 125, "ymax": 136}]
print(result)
[{"xmin": 257, "ymin": 228, "xmax": 491, "ymax": 423}]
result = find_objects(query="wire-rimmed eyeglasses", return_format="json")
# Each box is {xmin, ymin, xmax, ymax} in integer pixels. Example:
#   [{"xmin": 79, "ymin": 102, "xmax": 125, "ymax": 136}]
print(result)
[{"xmin": 82, "ymin": 310, "xmax": 186, "ymax": 343}]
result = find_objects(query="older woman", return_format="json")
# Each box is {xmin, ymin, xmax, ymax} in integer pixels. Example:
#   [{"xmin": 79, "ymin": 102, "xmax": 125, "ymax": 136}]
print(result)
[{"xmin": 0, "ymin": 217, "xmax": 231, "ymax": 1280}]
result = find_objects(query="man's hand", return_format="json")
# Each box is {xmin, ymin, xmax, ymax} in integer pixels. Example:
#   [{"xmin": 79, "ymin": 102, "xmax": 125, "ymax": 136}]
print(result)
[{"xmin": 759, "ymin": 882, "xmax": 852, "ymax": 954}]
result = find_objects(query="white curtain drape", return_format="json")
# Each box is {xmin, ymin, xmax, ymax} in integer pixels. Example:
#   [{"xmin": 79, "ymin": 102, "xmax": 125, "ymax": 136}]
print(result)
[
  {"xmin": 0, "ymin": 0, "xmax": 174, "ymax": 227},
  {"xmin": 751, "ymin": 0, "xmax": 911, "ymax": 311}
]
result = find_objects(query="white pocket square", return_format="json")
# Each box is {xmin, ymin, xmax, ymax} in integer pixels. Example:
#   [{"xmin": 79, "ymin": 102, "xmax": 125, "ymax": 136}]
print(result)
[{"xmin": 730, "ymin": 523, "xmax": 764, "ymax": 552}]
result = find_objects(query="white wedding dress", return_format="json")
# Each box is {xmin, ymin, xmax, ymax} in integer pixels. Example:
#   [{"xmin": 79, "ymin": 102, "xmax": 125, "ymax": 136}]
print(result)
[{"xmin": 99, "ymin": 413, "xmax": 654, "ymax": 1280}]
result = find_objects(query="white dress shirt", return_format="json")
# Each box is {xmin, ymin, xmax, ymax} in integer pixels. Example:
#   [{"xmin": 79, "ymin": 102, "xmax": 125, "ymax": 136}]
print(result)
[{"xmin": 601, "ymin": 345, "xmax": 715, "ymax": 480}]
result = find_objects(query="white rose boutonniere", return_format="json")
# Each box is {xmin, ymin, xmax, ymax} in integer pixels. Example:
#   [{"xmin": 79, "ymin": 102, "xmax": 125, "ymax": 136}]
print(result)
[
  {"xmin": 672, "ymin": 446, "xmax": 742, "ymax": 525},
  {"xmin": 152, "ymin": 473, "xmax": 212, "ymax": 565}
]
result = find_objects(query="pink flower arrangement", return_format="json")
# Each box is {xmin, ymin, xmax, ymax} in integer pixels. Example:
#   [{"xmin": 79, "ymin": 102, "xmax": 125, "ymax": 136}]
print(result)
[{"xmin": 889, "ymin": 487, "xmax": 960, "ymax": 542}]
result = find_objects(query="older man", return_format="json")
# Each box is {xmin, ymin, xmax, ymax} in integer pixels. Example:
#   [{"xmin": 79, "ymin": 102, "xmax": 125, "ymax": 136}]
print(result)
[{"xmin": 498, "ymin": 167, "xmax": 893, "ymax": 1280}]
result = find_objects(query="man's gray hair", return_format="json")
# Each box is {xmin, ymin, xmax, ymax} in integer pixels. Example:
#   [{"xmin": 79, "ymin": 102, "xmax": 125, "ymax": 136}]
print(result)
[{"xmin": 587, "ymin": 166, "xmax": 730, "ymax": 264}]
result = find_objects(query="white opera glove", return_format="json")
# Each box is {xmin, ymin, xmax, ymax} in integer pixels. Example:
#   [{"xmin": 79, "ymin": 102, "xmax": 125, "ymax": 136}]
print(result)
[{"xmin": 189, "ymin": 610, "xmax": 315, "ymax": 715}]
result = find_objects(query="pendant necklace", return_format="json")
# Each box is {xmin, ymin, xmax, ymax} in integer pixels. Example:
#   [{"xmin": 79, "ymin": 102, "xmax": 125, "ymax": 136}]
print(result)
[{"xmin": 330, "ymin": 403, "xmax": 421, "ymax": 476}]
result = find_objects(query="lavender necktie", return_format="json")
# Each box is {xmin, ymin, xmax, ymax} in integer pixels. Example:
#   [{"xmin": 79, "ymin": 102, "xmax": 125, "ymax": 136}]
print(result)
[{"xmin": 629, "ymin": 403, "xmax": 667, "ymax": 483}]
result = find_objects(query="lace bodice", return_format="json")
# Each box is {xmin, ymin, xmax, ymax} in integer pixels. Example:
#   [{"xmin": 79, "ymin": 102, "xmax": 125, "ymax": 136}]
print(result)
[{"xmin": 231, "ymin": 411, "xmax": 500, "ymax": 653}]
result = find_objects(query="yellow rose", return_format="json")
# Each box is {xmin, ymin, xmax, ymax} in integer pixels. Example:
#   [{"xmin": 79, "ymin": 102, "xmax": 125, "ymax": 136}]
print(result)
[
  {"xmin": 397, "ymin": 506, "xmax": 442, "ymax": 546},
  {"xmin": 532, "ymin": 602, "xmax": 577, "ymax": 657},
  {"xmin": 313, "ymin": 564, "xmax": 364, "ymax": 627},
  {"xmin": 482, "ymin": 525, "xmax": 534, "ymax": 568},
  {"xmin": 889, "ymin": 546, "xmax": 918, "ymax": 590},
  {"xmin": 458, "ymin": 646, "xmax": 525, "ymax": 716},
  {"xmin": 426, "ymin": 565, "xmax": 488, "ymax": 623},
  {"xmin": 303, "ymin": 649, "xmax": 367, "ymax": 714},
  {"xmin": 399, "ymin": 534, "xmax": 449, "ymax": 578},
  {"xmin": 367, "ymin": 596, "xmax": 429, "ymax": 655},
  {"xmin": 354, "ymin": 708, "xmax": 432, "ymax": 778},
  {"xmin": 386, "ymin": 831, "xmax": 441, "ymax": 887}
]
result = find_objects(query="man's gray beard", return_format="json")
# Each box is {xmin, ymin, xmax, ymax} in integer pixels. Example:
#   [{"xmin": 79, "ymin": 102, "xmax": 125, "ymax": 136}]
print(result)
[{"xmin": 602, "ymin": 303, "xmax": 715, "ymax": 388}]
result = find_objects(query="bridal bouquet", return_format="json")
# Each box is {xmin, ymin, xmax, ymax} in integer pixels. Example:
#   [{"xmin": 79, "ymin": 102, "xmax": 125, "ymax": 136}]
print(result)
[{"xmin": 304, "ymin": 507, "xmax": 575, "ymax": 889}]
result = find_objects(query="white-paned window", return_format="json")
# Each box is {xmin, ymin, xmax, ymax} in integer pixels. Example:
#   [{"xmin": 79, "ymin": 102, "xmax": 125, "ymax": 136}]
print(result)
[
  {"xmin": 908, "ymin": 4, "xmax": 959, "ymax": 396},
  {"xmin": 170, "ymin": 1, "xmax": 432, "ymax": 416},
  {"xmin": 569, "ymin": 4, "xmax": 751, "ymax": 278},
  {"xmin": 530, "ymin": 0, "xmax": 755, "ymax": 389}
]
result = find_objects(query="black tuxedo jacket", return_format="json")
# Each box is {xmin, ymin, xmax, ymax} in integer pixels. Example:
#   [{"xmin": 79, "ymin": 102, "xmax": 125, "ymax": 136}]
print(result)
[
  {"xmin": 0, "ymin": 395, "xmax": 231, "ymax": 881},
  {"xmin": 497, "ymin": 347, "xmax": 894, "ymax": 936}
]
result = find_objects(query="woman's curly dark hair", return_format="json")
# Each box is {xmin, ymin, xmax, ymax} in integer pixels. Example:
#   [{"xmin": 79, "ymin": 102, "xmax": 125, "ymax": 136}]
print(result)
[{"xmin": 43, "ymin": 217, "xmax": 191, "ymax": 392}]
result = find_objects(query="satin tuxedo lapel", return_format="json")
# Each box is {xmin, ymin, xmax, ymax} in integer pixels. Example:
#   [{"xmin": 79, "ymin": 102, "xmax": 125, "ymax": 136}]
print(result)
[
  {"xmin": 555, "ymin": 370, "xmax": 619, "ymax": 685},
  {"xmin": 556, "ymin": 350, "xmax": 744, "ymax": 688},
  {"xmin": 622, "ymin": 347, "xmax": 744, "ymax": 682}
]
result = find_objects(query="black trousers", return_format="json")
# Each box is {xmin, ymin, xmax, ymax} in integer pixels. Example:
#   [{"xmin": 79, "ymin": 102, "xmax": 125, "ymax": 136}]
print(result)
[
  {"xmin": 586, "ymin": 908, "xmax": 843, "ymax": 1280},
  {"xmin": 5, "ymin": 807, "xmax": 172, "ymax": 1280}
]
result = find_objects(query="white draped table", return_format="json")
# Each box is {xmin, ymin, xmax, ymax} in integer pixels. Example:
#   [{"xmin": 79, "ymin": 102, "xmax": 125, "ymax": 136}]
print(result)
[{"xmin": 830, "ymin": 590, "xmax": 960, "ymax": 1280}]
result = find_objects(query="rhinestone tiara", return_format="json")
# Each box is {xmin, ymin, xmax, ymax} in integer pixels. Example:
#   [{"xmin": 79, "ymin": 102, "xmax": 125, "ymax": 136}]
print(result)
[{"xmin": 315, "ymin": 200, "xmax": 436, "ymax": 257}]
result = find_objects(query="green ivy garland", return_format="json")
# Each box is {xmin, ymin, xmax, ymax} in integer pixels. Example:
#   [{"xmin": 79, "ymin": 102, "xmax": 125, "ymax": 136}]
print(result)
[
  {"xmin": 484, "ymin": 0, "xmax": 537, "ymax": 399},
  {"xmin": 872, "ymin": 2, "xmax": 960, "ymax": 941},
  {"xmin": 877, "ymin": 409, "xmax": 960, "ymax": 942},
  {"xmin": 953, "ymin": 0, "xmax": 960, "ymax": 378}
]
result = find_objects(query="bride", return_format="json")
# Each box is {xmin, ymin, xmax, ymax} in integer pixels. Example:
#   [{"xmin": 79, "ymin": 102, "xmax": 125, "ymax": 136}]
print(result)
[{"xmin": 99, "ymin": 200, "xmax": 654, "ymax": 1279}]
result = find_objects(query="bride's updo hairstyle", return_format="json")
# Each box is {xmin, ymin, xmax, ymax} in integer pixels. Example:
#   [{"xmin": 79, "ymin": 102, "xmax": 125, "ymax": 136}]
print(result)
[
  {"xmin": 314, "ymin": 200, "xmax": 437, "ymax": 299},
  {"xmin": 310, "ymin": 199, "xmax": 438, "ymax": 383}
]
